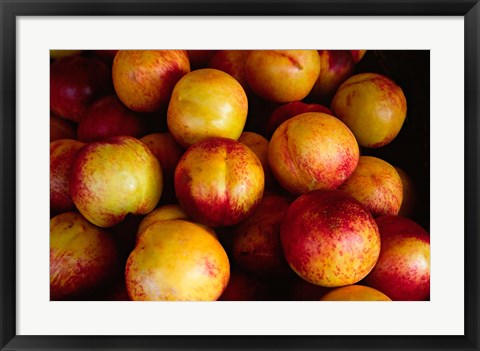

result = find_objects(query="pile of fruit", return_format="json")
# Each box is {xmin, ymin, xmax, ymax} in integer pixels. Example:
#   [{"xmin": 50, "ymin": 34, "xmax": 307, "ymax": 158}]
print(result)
[{"xmin": 50, "ymin": 49, "xmax": 430, "ymax": 301}]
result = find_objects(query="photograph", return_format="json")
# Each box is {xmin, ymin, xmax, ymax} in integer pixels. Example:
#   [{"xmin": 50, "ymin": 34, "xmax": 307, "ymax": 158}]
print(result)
[{"xmin": 49, "ymin": 49, "xmax": 430, "ymax": 302}]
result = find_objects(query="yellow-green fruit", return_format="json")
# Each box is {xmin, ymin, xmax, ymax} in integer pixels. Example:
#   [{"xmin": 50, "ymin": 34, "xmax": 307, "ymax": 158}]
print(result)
[
  {"xmin": 331, "ymin": 73, "xmax": 407, "ymax": 148},
  {"xmin": 70, "ymin": 136, "xmax": 163, "ymax": 228},
  {"xmin": 126, "ymin": 220, "xmax": 230, "ymax": 301},
  {"xmin": 167, "ymin": 68, "xmax": 248, "ymax": 148}
]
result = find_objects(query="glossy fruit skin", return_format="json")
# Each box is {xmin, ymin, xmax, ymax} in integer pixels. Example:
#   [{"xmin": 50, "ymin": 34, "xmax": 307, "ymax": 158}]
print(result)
[
  {"xmin": 232, "ymin": 195, "xmax": 291, "ymax": 278},
  {"xmin": 265, "ymin": 101, "xmax": 332, "ymax": 139},
  {"xmin": 70, "ymin": 136, "xmax": 163, "ymax": 228},
  {"xmin": 167, "ymin": 68, "xmax": 248, "ymax": 148},
  {"xmin": 50, "ymin": 113, "xmax": 76, "ymax": 142},
  {"xmin": 363, "ymin": 215, "xmax": 430, "ymax": 301},
  {"xmin": 268, "ymin": 112, "xmax": 359, "ymax": 195},
  {"xmin": 281, "ymin": 190, "xmax": 381, "ymax": 288},
  {"xmin": 331, "ymin": 73, "xmax": 407, "ymax": 148},
  {"xmin": 174, "ymin": 137, "xmax": 264, "ymax": 227},
  {"xmin": 309, "ymin": 50, "xmax": 355, "ymax": 103},
  {"xmin": 112, "ymin": 50, "xmax": 190, "ymax": 113},
  {"xmin": 320, "ymin": 285, "xmax": 391, "ymax": 301},
  {"xmin": 77, "ymin": 95, "xmax": 148, "ymax": 142},
  {"xmin": 209, "ymin": 50, "xmax": 251, "ymax": 91},
  {"xmin": 136, "ymin": 204, "xmax": 189, "ymax": 244},
  {"xmin": 126, "ymin": 219, "xmax": 230, "ymax": 301},
  {"xmin": 338, "ymin": 156, "xmax": 403, "ymax": 217},
  {"xmin": 50, "ymin": 212, "xmax": 117, "ymax": 300},
  {"xmin": 50, "ymin": 139, "xmax": 86, "ymax": 213},
  {"xmin": 245, "ymin": 50, "xmax": 321, "ymax": 103},
  {"xmin": 50, "ymin": 56, "xmax": 112, "ymax": 122}
]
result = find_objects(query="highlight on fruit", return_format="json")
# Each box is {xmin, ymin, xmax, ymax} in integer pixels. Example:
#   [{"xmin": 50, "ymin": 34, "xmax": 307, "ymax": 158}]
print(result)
[{"xmin": 50, "ymin": 49, "xmax": 429, "ymax": 301}]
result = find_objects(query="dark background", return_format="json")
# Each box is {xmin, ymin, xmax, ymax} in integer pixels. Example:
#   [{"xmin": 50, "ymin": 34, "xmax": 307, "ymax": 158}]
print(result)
[{"xmin": 355, "ymin": 50, "xmax": 430, "ymax": 231}]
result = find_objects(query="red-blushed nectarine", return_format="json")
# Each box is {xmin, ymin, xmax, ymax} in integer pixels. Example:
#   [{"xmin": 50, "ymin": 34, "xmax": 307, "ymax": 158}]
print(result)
[
  {"xmin": 338, "ymin": 156, "xmax": 403, "ymax": 217},
  {"xmin": 232, "ymin": 194, "xmax": 291, "ymax": 278},
  {"xmin": 350, "ymin": 50, "xmax": 367, "ymax": 63},
  {"xmin": 50, "ymin": 56, "xmax": 112, "ymax": 122},
  {"xmin": 50, "ymin": 212, "xmax": 117, "ymax": 300},
  {"xmin": 70, "ymin": 136, "xmax": 163, "ymax": 228},
  {"xmin": 309, "ymin": 50, "xmax": 355, "ymax": 104},
  {"xmin": 268, "ymin": 112, "xmax": 359, "ymax": 195},
  {"xmin": 50, "ymin": 139, "xmax": 86, "ymax": 213},
  {"xmin": 77, "ymin": 95, "xmax": 148, "ymax": 142},
  {"xmin": 281, "ymin": 190, "xmax": 381, "ymax": 287},
  {"xmin": 112, "ymin": 50, "xmax": 190, "ymax": 113},
  {"xmin": 320, "ymin": 285, "xmax": 391, "ymax": 301},
  {"xmin": 363, "ymin": 215, "xmax": 430, "ymax": 301},
  {"xmin": 174, "ymin": 137, "xmax": 264, "ymax": 227},
  {"xmin": 331, "ymin": 73, "xmax": 407, "ymax": 148},
  {"xmin": 209, "ymin": 50, "xmax": 251, "ymax": 91},
  {"xmin": 245, "ymin": 50, "xmax": 321, "ymax": 103},
  {"xmin": 126, "ymin": 219, "xmax": 229, "ymax": 301},
  {"xmin": 237, "ymin": 132, "xmax": 275, "ymax": 189},
  {"xmin": 167, "ymin": 68, "xmax": 248, "ymax": 148}
]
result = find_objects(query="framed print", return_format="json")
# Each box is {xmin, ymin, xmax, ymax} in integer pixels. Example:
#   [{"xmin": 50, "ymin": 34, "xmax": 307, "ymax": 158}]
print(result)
[{"xmin": 1, "ymin": 0, "xmax": 479, "ymax": 350}]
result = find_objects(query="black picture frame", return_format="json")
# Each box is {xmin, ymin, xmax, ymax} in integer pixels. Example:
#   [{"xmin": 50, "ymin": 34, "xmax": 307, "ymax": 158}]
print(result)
[{"xmin": 1, "ymin": 1, "xmax": 479, "ymax": 350}]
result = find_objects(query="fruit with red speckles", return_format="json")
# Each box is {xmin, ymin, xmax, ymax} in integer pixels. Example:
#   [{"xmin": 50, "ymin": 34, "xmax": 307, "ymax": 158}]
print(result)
[
  {"xmin": 50, "ymin": 113, "xmax": 76, "ymax": 142},
  {"xmin": 232, "ymin": 195, "xmax": 291, "ymax": 278},
  {"xmin": 350, "ymin": 50, "xmax": 367, "ymax": 63},
  {"xmin": 70, "ymin": 136, "xmax": 163, "ymax": 228},
  {"xmin": 309, "ymin": 50, "xmax": 355, "ymax": 103},
  {"xmin": 167, "ymin": 68, "xmax": 248, "ymax": 148},
  {"xmin": 395, "ymin": 167, "xmax": 417, "ymax": 217},
  {"xmin": 238, "ymin": 132, "xmax": 275, "ymax": 189},
  {"xmin": 338, "ymin": 156, "xmax": 403, "ymax": 217},
  {"xmin": 126, "ymin": 219, "xmax": 229, "ymax": 301},
  {"xmin": 320, "ymin": 285, "xmax": 391, "ymax": 301},
  {"xmin": 50, "ymin": 56, "xmax": 112, "ymax": 122},
  {"xmin": 187, "ymin": 50, "xmax": 217, "ymax": 69},
  {"xmin": 281, "ymin": 190, "xmax": 381, "ymax": 287},
  {"xmin": 50, "ymin": 212, "xmax": 117, "ymax": 300},
  {"xmin": 265, "ymin": 101, "xmax": 332, "ymax": 138},
  {"xmin": 140, "ymin": 133, "xmax": 184, "ymax": 202},
  {"xmin": 363, "ymin": 215, "xmax": 430, "ymax": 301},
  {"xmin": 77, "ymin": 95, "xmax": 149, "ymax": 142},
  {"xmin": 112, "ymin": 50, "xmax": 190, "ymax": 113},
  {"xmin": 174, "ymin": 137, "xmax": 264, "ymax": 227},
  {"xmin": 268, "ymin": 112, "xmax": 359, "ymax": 195},
  {"xmin": 219, "ymin": 268, "xmax": 269, "ymax": 301},
  {"xmin": 331, "ymin": 73, "xmax": 407, "ymax": 148},
  {"xmin": 245, "ymin": 50, "xmax": 321, "ymax": 103},
  {"xmin": 50, "ymin": 139, "xmax": 86, "ymax": 213},
  {"xmin": 209, "ymin": 50, "xmax": 251, "ymax": 91}
]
